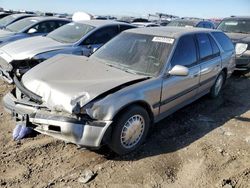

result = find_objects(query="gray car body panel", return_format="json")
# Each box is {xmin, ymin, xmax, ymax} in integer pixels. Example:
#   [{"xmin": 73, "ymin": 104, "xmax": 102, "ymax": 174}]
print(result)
[
  {"xmin": 0, "ymin": 20, "xmax": 134, "ymax": 62},
  {"xmin": 0, "ymin": 20, "xmax": 135, "ymax": 83},
  {"xmin": 0, "ymin": 14, "xmax": 34, "ymax": 29},
  {"xmin": 0, "ymin": 17, "xmax": 70, "ymax": 47},
  {"xmin": 21, "ymin": 54, "xmax": 147, "ymax": 113},
  {"xmin": 3, "ymin": 27, "xmax": 235, "ymax": 147}
]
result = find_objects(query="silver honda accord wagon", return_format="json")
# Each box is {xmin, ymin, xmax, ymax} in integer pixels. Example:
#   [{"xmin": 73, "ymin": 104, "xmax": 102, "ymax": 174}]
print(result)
[{"xmin": 3, "ymin": 27, "xmax": 235, "ymax": 155}]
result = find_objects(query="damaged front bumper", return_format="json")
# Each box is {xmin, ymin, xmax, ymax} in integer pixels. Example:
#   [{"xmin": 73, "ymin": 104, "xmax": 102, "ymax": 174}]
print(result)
[
  {"xmin": 3, "ymin": 91, "xmax": 112, "ymax": 148},
  {"xmin": 235, "ymin": 51, "xmax": 250, "ymax": 71}
]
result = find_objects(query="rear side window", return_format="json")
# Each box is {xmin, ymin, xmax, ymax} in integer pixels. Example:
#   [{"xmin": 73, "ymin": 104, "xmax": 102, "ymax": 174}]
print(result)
[
  {"xmin": 83, "ymin": 26, "xmax": 119, "ymax": 45},
  {"xmin": 171, "ymin": 35, "xmax": 197, "ymax": 67},
  {"xmin": 56, "ymin": 21, "xmax": 69, "ymax": 28},
  {"xmin": 32, "ymin": 21, "xmax": 60, "ymax": 33},
  {"xmin": 211, "ymin": 32, "xmax": 234, "ymax": 52},
  {"xmin": 208, "ymin": 35, "xmax": 220, "ymax": 55},
  {"xmin": 205, "ymin": 23, "xmax": 212, "ymax": 28},
  {"xmin": 196, "ymin": 33, "xmax": 213, "ymax": 60},
  {"xmin": 197, "ymin": 22, "xmax": 205, "ymax": 28}
]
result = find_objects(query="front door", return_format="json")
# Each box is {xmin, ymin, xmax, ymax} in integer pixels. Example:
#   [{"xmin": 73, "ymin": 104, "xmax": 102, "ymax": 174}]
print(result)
[{"xmin": 160, "ymin": 34, "xmax": 200, "ymax": 114}]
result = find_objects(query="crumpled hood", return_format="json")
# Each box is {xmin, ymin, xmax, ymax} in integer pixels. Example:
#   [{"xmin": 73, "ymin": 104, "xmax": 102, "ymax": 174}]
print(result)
[
  {"xmin": 226, "ymin": 32, "xmax": 250, "ymax": 43},
  {"xmin": 22, "ymin": 55, "xmax": 147, "ymax": 113},
  {"xmin": 0, "ymin": 36, "xmax": 70, "ymax": 60}
]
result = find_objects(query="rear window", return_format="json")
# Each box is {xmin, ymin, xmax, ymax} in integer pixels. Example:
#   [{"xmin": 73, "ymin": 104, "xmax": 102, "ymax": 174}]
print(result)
[
  {"xmin": 208, "ymin": 35, "xmax": 220, "ymax": 55},
  {"xmin": 211, "ymin": 32, "xmax": 234, "ymax": 52}
]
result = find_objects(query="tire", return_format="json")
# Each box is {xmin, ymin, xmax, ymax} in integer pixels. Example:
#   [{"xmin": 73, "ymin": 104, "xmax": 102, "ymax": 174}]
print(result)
[
  {"xmin": 108, "ymin": 105, "xmax": 150, "ymax": 155},
  {"xmin": 210, "ymin": 71, "xmax": 226, "ymax": 98}
]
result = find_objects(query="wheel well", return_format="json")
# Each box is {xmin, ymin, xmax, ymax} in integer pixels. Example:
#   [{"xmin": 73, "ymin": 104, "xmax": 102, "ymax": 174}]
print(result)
[
  {"xmin": 113, "ymin": 101, "xmax": 154, "ymax": 125},
  {"xmin": 222, "ymin": 68, "xmax": 227, "ymax": 78},
  {"xmin": 221, "ymin": 68, "xmax": 228, "ymax": 84},
  {"xmin": 101, "ymin": 101, "xmax": 154, "ymax": 145}
]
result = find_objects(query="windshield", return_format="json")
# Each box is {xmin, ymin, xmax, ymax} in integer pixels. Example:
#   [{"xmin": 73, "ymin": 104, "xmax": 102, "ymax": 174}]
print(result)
[
  {"xmin": 217, "ymin": 19, "xmax": 250, "ymax": 34},
  {"xmin": 0, "ymin": 15, "xmax": 16, "ymax": 27},
  {"xmin": 168, "ymin": 20, "xmax": 196, "ymax": 27},
  {"xmin": 47, "ymin": 22, "xmax": 95, "ymax": 43},
  {"xmin": 91, "ymin": 32, "xmax": 173, "ymax": 76},
  {"xmin": 6, "ymin": 18, "xmax": 38, "ymax": 32}
]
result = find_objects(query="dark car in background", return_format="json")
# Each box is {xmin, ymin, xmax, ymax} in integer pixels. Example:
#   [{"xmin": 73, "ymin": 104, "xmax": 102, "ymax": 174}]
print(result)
[
  {"xmin": 0, "ymin": 14, "xmax": 34, "ymax": 29},
  {"xmin": 168, "ymin": 18, "xmax": 216, "ymax": 29},
  {"xmin": 217, "ymin": 16, "xmax": 250, "ymax": 71},
  {"xmin": 0, "ymin": 12, "xmax": 11, "ymax": 19},
  {"xmin": 0, "ymin": 20, "xmax": 136, "ymax": 83},
  {"xmin": 0, "ymin": 17, "xmax": 70, "ymax": 46}
]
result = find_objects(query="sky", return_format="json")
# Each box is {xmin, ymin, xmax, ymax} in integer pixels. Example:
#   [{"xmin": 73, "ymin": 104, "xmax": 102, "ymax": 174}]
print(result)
[{"xmin": 1, "ymin": 0, "xmax": 250, "ymax": 18}]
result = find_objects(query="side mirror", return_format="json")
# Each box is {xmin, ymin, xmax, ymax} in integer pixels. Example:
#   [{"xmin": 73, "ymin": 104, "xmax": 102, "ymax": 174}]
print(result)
[
  {"xmin": 168, "ymin": 65, "xmax": 189, "ymax": 76},
  {"xmin": 27, "ymin": 28, "xmax": 37, "ymax": 34},
  {"xmin": 87, "ymin": 45, "xmax": 98, "ymax": 54},
  {"xmin": 91, "ymin": 47, "xmax": 98, "ymax": 53}
]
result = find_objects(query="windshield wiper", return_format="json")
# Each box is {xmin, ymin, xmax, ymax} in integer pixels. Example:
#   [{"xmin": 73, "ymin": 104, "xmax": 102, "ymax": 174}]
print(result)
[{"xmin": 105, "ymin": 63, "xmax": 150, "ymax": 76}]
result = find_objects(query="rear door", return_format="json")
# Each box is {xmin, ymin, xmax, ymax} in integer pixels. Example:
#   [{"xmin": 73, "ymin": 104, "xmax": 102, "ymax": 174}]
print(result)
[
  {"xmin": 196, "ymin": 33, "xmax": 221, "ymax": 94},
  {"xmin": 160, "ymin": 34, "xmax": 200, "ymax": 114}
]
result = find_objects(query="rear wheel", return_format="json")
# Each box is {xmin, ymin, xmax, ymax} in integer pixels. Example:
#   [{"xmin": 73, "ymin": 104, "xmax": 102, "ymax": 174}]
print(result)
[
  {"xmin": 108, "ymin": 106, "xmax": 150, "ymax": 155},
  {"xmin": 210, "ymin": 71, "xmax": 226, "ymax": 98}
]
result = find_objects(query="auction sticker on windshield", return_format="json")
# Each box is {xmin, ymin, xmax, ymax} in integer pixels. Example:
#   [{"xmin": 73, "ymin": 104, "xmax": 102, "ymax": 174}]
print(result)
[
  {"xmin": 152, "ymin": 37, "xmax": 174, "ymax": 44},
  {"xmin": 225, "ymin": 22, "xmax": 238, "ymax": 26}
]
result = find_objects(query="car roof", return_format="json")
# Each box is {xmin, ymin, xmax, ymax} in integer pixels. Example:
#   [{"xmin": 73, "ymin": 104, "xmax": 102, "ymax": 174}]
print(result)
[
  {"xmin": 75, "ymin": 20, "xmax": 131, "ymax": 27},
  {"xmin": 171, "ymin": 18, "xmax": 202, "ymax": 25},
  {"xmin": 125, "ymin": 26, "xmax": 216, "ymax": 38},
  {"xmin": 223, "ymin": 16, "xmax": 250, "ymax": 20},
  {"xmin": 9, "ymin": 13, "xmax": 34, "ymax": 18},
  {"xmin": 133, "ymin": 22, "xmax": 158, "ymax": 26},
  {"xmin": 22, "ymin": 16, "xmax": 69, "ymax": 22}
]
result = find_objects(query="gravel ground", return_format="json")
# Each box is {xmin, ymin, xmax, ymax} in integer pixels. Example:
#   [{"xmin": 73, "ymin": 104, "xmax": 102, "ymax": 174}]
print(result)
[{"xmin": 0, "ymin": 72, "xmax": 250, "ymax": 188}]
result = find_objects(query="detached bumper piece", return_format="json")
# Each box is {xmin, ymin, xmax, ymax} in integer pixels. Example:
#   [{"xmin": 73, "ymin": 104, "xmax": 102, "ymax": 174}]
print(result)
[
  {"xmin": 0, "ymin": 57, "xmax": 13, "ymax": 84},
  {"xmin": 0, "ymin": 67, "xmax": 13, "ymax": 84},
  {"xmin": 3, "ymin": 92, "xmax": 112, "ymax": 148}
]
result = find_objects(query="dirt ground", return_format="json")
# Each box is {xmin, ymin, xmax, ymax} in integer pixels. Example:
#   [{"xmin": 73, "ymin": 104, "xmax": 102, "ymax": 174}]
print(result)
[{"xmin": 0, "ymin": 72, "xmax": 250, "ymax": 188}]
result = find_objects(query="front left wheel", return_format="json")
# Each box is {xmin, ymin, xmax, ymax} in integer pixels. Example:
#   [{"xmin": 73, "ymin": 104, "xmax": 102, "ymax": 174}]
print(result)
[{"xmin": 108, "ymin": 105, "xmax": 150, "ymax": 155}]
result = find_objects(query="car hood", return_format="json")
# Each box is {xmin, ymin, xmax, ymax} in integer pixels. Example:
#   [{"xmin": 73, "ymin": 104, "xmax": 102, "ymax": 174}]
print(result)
[
  {"xmin": 0, "ymin": 29, "xmax": 14, "ymax": 38},
  {"xmin": 226, "ymin": 32, "xmax": 250, "ymax": 43},
  {"xmin": 22, "ymin": 55, "xmax": 147, "ymax": 113},
  {"xmin": 0, "ymin": 36, "xmax": 70, "ymax": 61}
]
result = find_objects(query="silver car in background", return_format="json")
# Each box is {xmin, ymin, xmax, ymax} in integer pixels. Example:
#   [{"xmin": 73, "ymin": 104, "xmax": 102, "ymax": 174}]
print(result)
[
  {"xmin": 3, "ymin": 27, "xmax": 235, "ymax": 155},
  {"xmin": 0, "ymin": 20, "xmax": 136, "ymax": 83},
  {"xmin": 0, "ymin": 13, "xmax": 34, "ymax": 29},
  {"xmin": 0, "ymin": 16, "xmax": 70, "ymax": 46}
]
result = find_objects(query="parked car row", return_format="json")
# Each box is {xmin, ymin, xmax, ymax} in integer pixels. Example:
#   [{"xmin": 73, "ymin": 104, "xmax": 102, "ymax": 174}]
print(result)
[
  {"xmin": 0, "ymin": 14, "xmax": 249, "ymax": 155},
  {"xmin": 0, "ymin": 20, "xmax": 135, "ymax": 83},
  {"xmin": 0, "ymin": 16, "xmax": 69, "ymax": 46}
]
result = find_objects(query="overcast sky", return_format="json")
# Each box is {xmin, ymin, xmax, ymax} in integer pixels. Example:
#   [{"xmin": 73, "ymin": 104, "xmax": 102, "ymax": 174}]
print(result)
[{"xmin": 1, "ymin": 0, "xmax": 250, "ymax": 18}]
